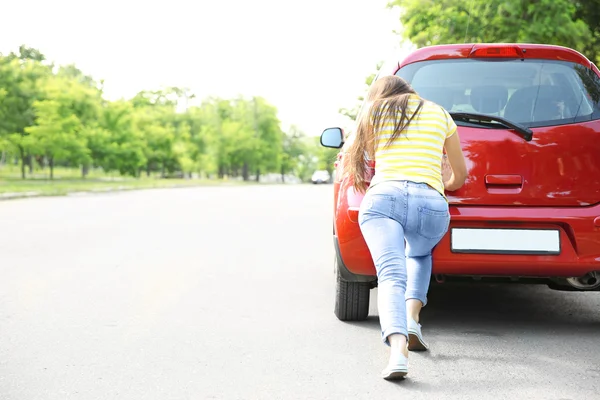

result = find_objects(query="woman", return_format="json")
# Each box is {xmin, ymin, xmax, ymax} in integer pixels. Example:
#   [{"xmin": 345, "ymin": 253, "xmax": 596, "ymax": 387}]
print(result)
[{"xmin": 347, "ymin": 75, "xmax": 467, "ymax": 380}]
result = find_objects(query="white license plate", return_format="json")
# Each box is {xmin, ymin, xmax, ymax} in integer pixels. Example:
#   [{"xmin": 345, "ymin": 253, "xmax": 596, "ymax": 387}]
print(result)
[{"xmin": 450, "ymin": 228, "xmax": 561, "ymax": 255}]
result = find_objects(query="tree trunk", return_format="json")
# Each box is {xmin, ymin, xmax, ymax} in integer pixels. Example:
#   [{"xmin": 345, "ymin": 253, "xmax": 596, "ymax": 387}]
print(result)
[
  {"xmin": 35, "ymin": 155, "xmax": 44, "ymax": 169},
  {"xmin": 281, "ymin": 165, "xmax": 285, "ymax": 183},
  {"xmin": 49, "ymin": 156, "xmax": 54, "ymax": 180},
  {"xmin": 0, "ymin": 151, "xmax": 6, "ymax": 166},
  {"xmin": 255, "ymin": 168, "xmax": 260, "ymax": 182},
  {"xmin": 218, "ymin": 165, "xmax": 225, "ymax": 179},
  {"xmin": 19, "ymin": 146, "xmax": 26, "ymax": 179},
  {"xmin": 27, "ymin": 155, "xmax": 33, "ymax": 174},
  {"xmin": 146, "ymin": 163, "xmax": 151, "ymax": 177},
  {"xmin": 242, "ymin": 162, "xmax": 249, "ymax": 181},
  {"xmin": 82, "ymin": 164, "xmax": 89, "ymax": 179}
]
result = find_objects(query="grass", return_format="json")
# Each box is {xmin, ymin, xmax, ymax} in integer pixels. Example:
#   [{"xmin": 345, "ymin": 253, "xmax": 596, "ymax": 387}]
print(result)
[{"xmin": 0, "ymin": 165, "xmax": 246, "ymax": 198}]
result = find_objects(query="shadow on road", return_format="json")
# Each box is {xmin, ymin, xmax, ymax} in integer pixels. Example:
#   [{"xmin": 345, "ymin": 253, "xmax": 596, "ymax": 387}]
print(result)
[
  {"xmin": 342, "ymin": 283, "xmax": 600, "ymax": 393},
  {"xmin": 350, "ymin": 282, "xmax": 600, "ymax": 335}
]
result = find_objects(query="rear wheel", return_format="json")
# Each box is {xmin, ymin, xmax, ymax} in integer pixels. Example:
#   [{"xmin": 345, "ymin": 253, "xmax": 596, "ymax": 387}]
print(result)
[{"xmin": 334, "ymin": 259, "xmax": 371, "ymax": 321}]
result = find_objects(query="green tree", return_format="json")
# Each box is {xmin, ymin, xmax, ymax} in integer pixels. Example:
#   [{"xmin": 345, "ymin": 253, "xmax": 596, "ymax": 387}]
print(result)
[
  {"xmin": 130, "ymin": 87, "xmax": 204, "ymax": 178},
  {"xmin": 0, "ymin": 49, "xmax": 51, "ymax": 178},
  {"xmin": 93, "ymin": 100, "xmax": 147, "ymax": 177},
  {"xmin": 10, "ymin": 45, "xmax": 46, "ymax": 62},
  {"xmin": 573, "ymin": 0, "xmax": 600, "ymax": 64},
  {"xmin": 0, "ymin": 45, "xmax": 299, "ymax": 184},
  {"xmin": 311, "ymin": 136, "xmax": 338, "ymax": 176},
  {"xmin": 196, "ymin": 96, "xmax": 284, "ymax": 181},
  {"xmin": 388, "ymin": 0, "xmax": 591, "ymax": 51},
  {"xmin": 25, "ymin": 99, "xmax": 88, "ymax": 179},
  {"xmin": 24, "ymin": 75, "xmax": 102, "ymax": 178},
  {"xmin": 57, "ymin": 64, "xmax": 98, "ymax": 89},
  {"xmin": 249, "ymin": 97, "xmax": 284, "ymax": 181},
  {"xmin": 295, "ymin": 153, "xmax": 318, "ymax": 183},
  {"xmin": 280, "ymin": 125, "xmax": 307, "ymax": 182}
]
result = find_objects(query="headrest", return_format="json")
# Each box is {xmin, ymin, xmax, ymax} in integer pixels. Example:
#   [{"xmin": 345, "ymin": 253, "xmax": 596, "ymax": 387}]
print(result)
[
  {"xmin": 470, "ymin": 85, "xmax": 509, "ymax": 114},
  {"xmin": 504, "ymin": 85, "xmax": 568, "ymax": 122}
]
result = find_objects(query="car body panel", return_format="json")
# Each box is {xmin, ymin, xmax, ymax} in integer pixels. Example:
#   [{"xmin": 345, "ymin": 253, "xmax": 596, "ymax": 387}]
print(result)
[{"xmin": 426, "ymin": 122, "xmax": 599, "ymax": 207}]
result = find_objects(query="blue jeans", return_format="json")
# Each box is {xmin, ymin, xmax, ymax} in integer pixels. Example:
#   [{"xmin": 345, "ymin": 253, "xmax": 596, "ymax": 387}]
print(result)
[{"xmin": 358, "ymin": 181, "xmax": 450, "ymax": 345}]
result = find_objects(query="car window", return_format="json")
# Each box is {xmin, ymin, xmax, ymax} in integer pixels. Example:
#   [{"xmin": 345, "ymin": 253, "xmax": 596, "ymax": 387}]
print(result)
[{"xmin": 395, "ymin": 59, "xmax": 600, "ymax": 128}]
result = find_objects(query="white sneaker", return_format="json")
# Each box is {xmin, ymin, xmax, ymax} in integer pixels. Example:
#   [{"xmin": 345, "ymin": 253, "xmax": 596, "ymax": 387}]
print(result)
[
  {"xmin": 382, "ymin": 352, "xmax": 408, "ymax": 380},
  {"xmin": 407, "ymin": 318, "xmax": 429, "ymax": 351}
]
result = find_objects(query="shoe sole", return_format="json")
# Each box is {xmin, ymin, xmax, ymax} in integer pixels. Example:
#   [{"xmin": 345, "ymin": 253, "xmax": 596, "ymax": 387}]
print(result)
[
  {"xmin": 408, "ymin": 331, "xmax": 428, "ymax": 351},
  {"xmin": 382, "ymin": 369, "xmax": 408, "ymax": 380}
]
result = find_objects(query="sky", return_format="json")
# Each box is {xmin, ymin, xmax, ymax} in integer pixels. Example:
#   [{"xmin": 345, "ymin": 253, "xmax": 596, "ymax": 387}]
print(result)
[{"xmin": 1, "ymin": 0, "xmax": 411, "ymax": 136}]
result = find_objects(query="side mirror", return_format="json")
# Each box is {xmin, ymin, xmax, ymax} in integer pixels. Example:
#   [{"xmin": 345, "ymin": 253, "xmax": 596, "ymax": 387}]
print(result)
[{"xmin": 320, "ymin": 127, "xmax": 344, "ymax": 148}]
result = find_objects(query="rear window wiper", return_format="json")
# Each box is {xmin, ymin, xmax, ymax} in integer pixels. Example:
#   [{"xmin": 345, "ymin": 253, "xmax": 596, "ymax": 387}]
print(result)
[{"xmin": 449, "ymin": 112, "xmax": 533, "ymax": 142}]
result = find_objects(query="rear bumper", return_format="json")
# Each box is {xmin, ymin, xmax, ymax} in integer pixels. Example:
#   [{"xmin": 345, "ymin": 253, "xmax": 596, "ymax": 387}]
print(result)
[{"xmin": 336, "ymin": 203, "xmax": 600, "ymax": 279}]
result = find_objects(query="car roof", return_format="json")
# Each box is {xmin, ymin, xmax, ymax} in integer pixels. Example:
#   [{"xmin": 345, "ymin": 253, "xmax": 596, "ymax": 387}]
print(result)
[{"xmin": 382, "ymin": 43, "xmax": 593, "ymax": 75}]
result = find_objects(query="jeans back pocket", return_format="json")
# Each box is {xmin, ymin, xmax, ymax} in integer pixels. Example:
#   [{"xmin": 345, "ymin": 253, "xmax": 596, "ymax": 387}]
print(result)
[{"xmin": 417, "ymin": 206, "xmax": 450, "ymax": 240}]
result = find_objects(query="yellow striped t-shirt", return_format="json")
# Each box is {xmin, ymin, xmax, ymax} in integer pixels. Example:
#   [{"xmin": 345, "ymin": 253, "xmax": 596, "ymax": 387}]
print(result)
[{"xmin": 368, "ymin": 94, "xmax": 457, "ymax": 197}]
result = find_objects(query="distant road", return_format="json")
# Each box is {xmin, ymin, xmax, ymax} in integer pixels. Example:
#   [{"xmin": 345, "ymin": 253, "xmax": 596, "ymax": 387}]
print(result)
[{"xmin": 1, "ymin": 185, "xmax": 599, "ymax": 399}]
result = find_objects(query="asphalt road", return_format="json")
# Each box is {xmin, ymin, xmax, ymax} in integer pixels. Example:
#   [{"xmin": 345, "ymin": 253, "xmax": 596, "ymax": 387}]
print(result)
[{"xmin": 0, "ymin": 185, "xmax": 599, "ymax": 400}]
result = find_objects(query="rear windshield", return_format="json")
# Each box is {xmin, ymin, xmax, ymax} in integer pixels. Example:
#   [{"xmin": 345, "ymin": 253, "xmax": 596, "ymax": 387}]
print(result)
[{"xmin": 395, "ymin": 59, "xmax": 600, "ymax": 128}]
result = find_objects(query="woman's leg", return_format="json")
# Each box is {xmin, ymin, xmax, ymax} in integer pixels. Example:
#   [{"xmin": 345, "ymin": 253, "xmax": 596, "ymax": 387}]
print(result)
[
  {"xmin": 405, "ymin": 247, "xmax": 433, "ymax": 322},
  {"xmin": 403, "ymin": 184, "xmax": 450, "ymax": 350},
  {"xmin": 406, "ymin": 300, "xmax": 424, "ymax": 324},
  {"xmin": 404, "ymin": 244, "xmax": 434, "ymax": 351},
  {"xmin": 359, "ymin": 215, "xmax": 408, "ymax": 355},
  {"xmin": 358, "ymin": 182, "xmax": 411, "ymax": 378}
]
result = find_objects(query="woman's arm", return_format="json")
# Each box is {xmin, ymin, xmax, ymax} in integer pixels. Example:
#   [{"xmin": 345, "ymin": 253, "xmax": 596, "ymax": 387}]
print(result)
[{"xmin": 443, "ymin": 132, "xmax": 467, "ymax": 191}]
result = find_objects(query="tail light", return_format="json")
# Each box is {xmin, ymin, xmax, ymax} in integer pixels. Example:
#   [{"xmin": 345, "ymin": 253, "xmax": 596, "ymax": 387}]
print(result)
[{"xmin": 469, "ymin": 45, "xmax": 524, "ymax": 58}]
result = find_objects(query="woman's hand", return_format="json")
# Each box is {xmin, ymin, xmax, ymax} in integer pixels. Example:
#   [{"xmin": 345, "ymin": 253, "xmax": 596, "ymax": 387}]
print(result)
[{"xmin": 441, "ymin": 154, "xmax": 452, "ymax": 184}]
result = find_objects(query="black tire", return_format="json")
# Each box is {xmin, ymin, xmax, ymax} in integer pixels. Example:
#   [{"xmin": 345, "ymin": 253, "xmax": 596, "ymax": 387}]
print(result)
[{"xmin": 334, "ymin": 261, "xmax": 371, "ymax": 321}]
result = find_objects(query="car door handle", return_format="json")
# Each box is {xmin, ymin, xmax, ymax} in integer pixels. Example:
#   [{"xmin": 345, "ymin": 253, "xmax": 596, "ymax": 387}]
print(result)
[{"xmin": 485, "ymin": 174, "xmax": 523, "ymax": 186}]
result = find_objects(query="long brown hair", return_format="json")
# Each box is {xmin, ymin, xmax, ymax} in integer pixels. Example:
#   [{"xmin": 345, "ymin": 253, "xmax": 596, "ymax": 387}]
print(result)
[{"xmin": 346, "ymin": 75, "xmax": 424, "ymax": 193}]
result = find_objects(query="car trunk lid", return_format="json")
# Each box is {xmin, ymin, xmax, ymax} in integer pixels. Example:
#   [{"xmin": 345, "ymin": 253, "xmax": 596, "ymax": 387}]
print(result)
[{"xmin": 447, "ymin": 121, "xmax": 600, "ymax": 206}]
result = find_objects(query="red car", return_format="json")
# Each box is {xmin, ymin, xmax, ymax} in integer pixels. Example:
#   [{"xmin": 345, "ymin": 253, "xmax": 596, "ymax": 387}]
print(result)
[{"xmin": 321, "ymin": 43, "xmax": 600, "ymax": 321}]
